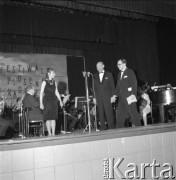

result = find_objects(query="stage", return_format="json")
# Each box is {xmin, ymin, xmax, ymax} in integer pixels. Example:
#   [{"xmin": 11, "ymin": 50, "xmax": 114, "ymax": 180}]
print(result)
[
  {"xmin": 1, "ymin": 123, "xmax": 176, "ymax": 180},
  {"xmin": 0, "ymin": 122, "xmax": 175, "ymax": 150}
]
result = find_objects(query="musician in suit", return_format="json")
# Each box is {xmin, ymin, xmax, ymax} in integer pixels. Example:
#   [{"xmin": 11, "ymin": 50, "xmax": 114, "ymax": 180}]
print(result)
[
  {"xmin": 0, "ymin": 96, "xmax": 15, "ymax": 137},
  {"xmin": 94, "ymin": 61, "xmax": 116, "ymax": 130},
  {"xmin": 0, "ymin": 117, "xmax": 12, "ymax": 137},
  {"xmin": 112, "ymin": 59, "xmax": 141, "ymax": 128},
  {"xmin": 23, "ymin": 85, "xmax": 43, "ymax": 121}
]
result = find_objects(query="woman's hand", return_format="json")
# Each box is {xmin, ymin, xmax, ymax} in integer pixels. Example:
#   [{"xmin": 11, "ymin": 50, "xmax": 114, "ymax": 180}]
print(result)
[
  {"xmin": 40, "ymin": 103, "xmax": 44, "ymax": 110},
  {"xmin": 60, "ymin": 100, "xmax": 63, "ymax": 108}
]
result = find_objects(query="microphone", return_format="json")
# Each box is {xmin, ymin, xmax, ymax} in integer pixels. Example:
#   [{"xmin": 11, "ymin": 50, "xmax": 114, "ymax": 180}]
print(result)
[
  {"xmin": 88, "ymin": 72, "xmax": 95, "ymax": 78},
  {"xmin": 82, "ymin": 71, "xmax": 87, "ymax": 77},
  {"xmin": 88, "ymin": 72, "xmax": 93, "ymax": 75},
  {"xmin": 82, "ymin": 71, "xmax": 93, "ymax": 77}
]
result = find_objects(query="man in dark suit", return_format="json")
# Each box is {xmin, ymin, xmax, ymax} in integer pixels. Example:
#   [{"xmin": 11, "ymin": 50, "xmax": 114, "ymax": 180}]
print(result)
[
  {"xmin": 113, "ymin": 59, "xmax": 141, "ymax": 128},
  {"xmin": 94, "ymin": 61, "xmax": 116, "ymax": 130}
]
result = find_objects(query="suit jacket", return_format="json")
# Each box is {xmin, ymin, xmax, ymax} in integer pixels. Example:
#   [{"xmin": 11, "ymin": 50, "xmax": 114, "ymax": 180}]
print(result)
[
  {"xmin": 94, "ymin": 71, "xmax": 115, "ymax": 104},
  {"xmin": 23, "ymin": 93, "xmax": 42, "ymax": 121},
  {"xmin": 116, "ymin": 68, "xmax": 137, "ymax": 100}
]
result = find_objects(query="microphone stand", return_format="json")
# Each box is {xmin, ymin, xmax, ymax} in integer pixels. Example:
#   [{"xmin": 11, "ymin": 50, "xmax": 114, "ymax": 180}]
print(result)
[{"xmin": 82, "ymin": 72, "xmax": 91, "ymax": 134}]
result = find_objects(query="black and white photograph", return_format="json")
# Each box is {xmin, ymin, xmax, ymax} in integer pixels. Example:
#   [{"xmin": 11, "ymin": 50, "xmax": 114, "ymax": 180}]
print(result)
[{"xmin": 0, "ymin": 0, "xmax": 176, "ymax": 180}]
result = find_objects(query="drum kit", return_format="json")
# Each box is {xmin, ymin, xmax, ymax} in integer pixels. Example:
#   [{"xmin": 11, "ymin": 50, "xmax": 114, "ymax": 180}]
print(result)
[{"xmin": 63, "ymin": 95, "xmax": 98, "ymax": 132}]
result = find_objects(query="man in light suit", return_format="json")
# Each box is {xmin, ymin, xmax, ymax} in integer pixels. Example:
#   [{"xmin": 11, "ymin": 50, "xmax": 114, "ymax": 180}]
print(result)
[
  {"xmin": 94, "ymin": 62, "xmax": 116, "ymax": 130},
  {"xmin": 113, "ymin": 59, "xmax": 141, "ymax": 128}
]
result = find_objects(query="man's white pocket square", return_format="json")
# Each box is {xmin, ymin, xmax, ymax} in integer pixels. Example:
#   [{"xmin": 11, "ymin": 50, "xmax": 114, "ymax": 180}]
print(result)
[
  {"xmin": 128, "ymin": 87, "xmax": 132, "ymax": 91},
  {"xmin": 124, "ymin": 76, "xmax": 128, "ymax": 78},
  {"xmin": 105, "ymin": 77, "xmax": 109, "ymax": 79}
]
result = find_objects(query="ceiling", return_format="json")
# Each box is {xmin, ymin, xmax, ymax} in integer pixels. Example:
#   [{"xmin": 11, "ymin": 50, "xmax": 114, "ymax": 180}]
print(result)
[
  {"xmin": 35, "ymin": 0, "xmax": 176, "ymax": 20},
  {"xmin": 5, "ymin": 0, "xmax": 176, "ymax": 20}
]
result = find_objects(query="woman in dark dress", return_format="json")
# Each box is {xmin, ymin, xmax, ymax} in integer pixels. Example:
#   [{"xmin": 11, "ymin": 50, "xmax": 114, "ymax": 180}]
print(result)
[{"xmin": 40, "ymin": 68, "xmax": 63, "ymax": 136}]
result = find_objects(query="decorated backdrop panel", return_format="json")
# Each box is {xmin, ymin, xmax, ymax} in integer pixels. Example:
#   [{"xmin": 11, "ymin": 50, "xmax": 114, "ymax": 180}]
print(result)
[{"xmin": 0, "ymin": 53, "xmax": 68, "ymax": 107}]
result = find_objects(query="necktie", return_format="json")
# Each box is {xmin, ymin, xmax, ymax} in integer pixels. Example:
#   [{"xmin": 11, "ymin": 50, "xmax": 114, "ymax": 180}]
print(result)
[{"xmin": 120, "ymin": 71, "xmax": 124, "ymax": 79}]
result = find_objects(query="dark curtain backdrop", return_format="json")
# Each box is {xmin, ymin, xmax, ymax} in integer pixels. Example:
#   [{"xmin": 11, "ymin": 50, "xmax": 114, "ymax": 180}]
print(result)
[
  {"xmin": 157, "ymin": 19, "xmax": 176, "ymax": 86},
  {"xmin": 0, "ymin": 2, "xmax": 160, "ymax": 91},
  {"xmin": 67, "ymin": 56, "xmax": 85, "ymax": 99}
]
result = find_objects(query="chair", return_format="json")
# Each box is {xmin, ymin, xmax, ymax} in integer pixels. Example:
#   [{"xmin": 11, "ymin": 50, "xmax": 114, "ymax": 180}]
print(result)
[
  {"xmin": 23, "ymin": 107, "xmax": 44, "ymax": 137},
  {"xmin": 146, "ymin": 101, "xmax": 154, "ymax": 124},
  {"xmin": 165, "ymin": 105, "xmax": 176, "ymax": 122}
]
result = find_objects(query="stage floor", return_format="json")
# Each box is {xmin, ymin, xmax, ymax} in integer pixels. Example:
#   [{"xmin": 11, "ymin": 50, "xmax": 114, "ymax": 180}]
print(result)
[{"xmin": 1, "ymin": 122, "xmax": 176, "ymax": 151}]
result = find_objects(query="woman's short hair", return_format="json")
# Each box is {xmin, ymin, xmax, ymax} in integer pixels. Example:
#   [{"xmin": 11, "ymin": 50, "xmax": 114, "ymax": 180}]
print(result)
[{"xmin": 45, "ymin": 68, "xmax": 54, "ymax": 80}]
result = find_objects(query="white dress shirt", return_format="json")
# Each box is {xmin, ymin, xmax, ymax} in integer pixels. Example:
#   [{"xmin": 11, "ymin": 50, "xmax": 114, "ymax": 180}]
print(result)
[{"xmin": 99, "ymin": 70, "xmax": 105, "ymax": 82}]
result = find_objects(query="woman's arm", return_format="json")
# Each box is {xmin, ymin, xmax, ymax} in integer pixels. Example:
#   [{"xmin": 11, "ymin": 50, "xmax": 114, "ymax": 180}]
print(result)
[
  {"xmin": 40, "ymin": 81, "xmax": 46, "ymax": 109},
  {"xmin": 55, "ymin": 82, "xmax": 63, "ymax": 107}
]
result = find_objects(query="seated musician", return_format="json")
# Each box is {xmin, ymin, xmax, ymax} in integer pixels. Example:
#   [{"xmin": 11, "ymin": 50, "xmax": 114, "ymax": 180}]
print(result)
[
  {"xmin": 138, "ymin": 85, "xmax": 151, "ymax": 126},
  {"xmin": 23, "ymin": 85, "xmax": 43, "ymax": 121},
  {"xmin": 0, "ymin": 99, "xmax": 14, "ymax": 138},
  {"xmin": 0, "ymin": 117, "xmax": 13, "ymax": 138}
]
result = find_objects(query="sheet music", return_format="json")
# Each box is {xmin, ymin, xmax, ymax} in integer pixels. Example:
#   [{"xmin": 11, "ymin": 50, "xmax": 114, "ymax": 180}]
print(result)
[{"xmin": 126, "ymin": 95, "xmax": 137, "ymax": 105}]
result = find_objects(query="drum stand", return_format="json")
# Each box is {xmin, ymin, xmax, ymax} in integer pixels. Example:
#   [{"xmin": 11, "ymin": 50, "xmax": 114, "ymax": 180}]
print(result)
[
  {"xmin": 18, "ymin": 105, "xmax": 25, "ymax": 138},
  {"xmin": 83, "ymin": 104, "xmax": 99, "ymax": 132},
  {"xmin": 61, "ymin": 107, "xmax": 67, "ymax": 134},
  {"xmin": 83, "ymin": 103, "xmax": 93, "ymax": 132},
  {"xmin": 61, "ymin": 107, "xmax": 72, "ymax": 134},
  {"xmin": 92, "ymin": 104, "xmax": 99, "ymax": 132},
  {"xmin": 82, "ymin": 73, "xmax": 92, "ymax": 133}
]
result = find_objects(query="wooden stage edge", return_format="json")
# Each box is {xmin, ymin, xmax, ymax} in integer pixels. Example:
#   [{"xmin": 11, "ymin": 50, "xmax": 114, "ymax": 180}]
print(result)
[{"xmin": 0, "ymin": 123, "xmax": 176, "ymax": 151}]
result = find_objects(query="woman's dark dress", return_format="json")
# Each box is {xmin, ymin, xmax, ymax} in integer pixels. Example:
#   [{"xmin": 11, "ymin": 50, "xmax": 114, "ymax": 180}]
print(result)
[{"xmin": 43, "ymin": 80, "xmax": 58, "ymax": 121}]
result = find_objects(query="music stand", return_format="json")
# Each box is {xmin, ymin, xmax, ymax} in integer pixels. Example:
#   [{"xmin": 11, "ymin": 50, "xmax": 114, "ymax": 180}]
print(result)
[{"xmin": 75, "ymin": 96, "xmax": 87, "ymax": 109}]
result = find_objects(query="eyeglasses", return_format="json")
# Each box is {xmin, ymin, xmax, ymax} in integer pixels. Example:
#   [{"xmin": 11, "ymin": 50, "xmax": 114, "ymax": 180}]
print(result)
[{"xmin": 117, "ymin": 63, "xmax": 123, "ymax": 66}]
